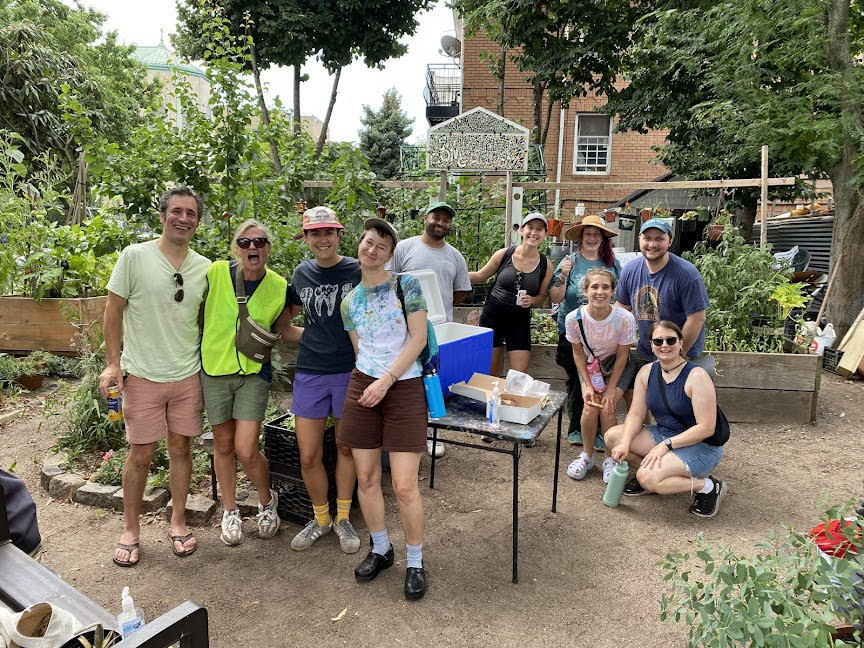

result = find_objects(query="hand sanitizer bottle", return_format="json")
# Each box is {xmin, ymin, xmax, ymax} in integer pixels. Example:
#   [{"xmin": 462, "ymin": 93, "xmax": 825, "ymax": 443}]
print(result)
[
  {"xmin": 487, "ymin": 381, "xmax": 502, "ymax": 428},
  {"xmin": 117, "ymin": 586, "xmax": 144, "ymax": 639}
]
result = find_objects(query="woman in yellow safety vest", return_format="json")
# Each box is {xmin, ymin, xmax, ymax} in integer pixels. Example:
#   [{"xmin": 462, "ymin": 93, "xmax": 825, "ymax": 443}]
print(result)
[{"xmin": 199, "ymin": 219, "xmax": 299, "ymax": 547}]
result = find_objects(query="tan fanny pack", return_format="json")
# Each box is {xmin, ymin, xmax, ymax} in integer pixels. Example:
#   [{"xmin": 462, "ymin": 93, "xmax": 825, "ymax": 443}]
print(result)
[{"xmin": 233, "ymin": 265, "xmax": 280, "ymax": 364}]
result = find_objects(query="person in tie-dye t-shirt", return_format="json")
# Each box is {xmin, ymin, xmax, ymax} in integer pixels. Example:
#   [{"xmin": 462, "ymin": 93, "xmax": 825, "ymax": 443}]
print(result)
[{"xmin": 338, "ymin": 218, "xmax": 430, "ymax": 602}]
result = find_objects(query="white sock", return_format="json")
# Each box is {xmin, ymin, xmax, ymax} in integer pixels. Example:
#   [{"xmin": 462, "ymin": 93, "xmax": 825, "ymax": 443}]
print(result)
[{"xmin": 698, "ymin": 478, "xmax": 714, "ymax": 494}]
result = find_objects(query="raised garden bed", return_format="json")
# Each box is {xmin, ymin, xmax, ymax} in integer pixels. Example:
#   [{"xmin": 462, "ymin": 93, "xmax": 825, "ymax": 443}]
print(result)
[{"xmin": 0, "ymin": 296, "xmax": 106, "ymax": 354}]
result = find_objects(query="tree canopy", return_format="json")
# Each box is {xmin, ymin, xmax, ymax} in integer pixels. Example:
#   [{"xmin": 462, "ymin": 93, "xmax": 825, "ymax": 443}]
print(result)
[
  {"xmin": 609, "ymin": 0, "xmax": 864, "ymax": 335},
  {"xmin": 359, "ymin": 89, "xmax": 413, "ymax": 180},
  {"xmin": 0, "ymin": 0, "xmax": 153, "ymax": 167},
  {"xmin": 454, "ymin": 0, "xmax": 645, "ymax": 146}
]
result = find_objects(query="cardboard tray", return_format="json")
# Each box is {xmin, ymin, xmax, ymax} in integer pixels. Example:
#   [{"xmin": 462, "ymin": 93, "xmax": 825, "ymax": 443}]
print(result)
[{"xmin": 448, "ymin": 373, "xmax": 542, "ymax": 425}]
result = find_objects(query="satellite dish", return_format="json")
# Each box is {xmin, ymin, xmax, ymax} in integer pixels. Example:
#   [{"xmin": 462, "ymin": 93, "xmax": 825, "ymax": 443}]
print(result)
[{"xmin": 440, "ymin": 35, "xmax": 462, "ymax": 58}]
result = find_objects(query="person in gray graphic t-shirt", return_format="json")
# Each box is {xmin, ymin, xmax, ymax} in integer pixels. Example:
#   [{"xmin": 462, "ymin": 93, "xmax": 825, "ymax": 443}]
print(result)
[
  {"xmin": 389, "ymin": 201, "xmax": 471, "ymax": 323},
  {"xmin": 389, "ymin": 201, "xmax": 472, "ymax": 459}
]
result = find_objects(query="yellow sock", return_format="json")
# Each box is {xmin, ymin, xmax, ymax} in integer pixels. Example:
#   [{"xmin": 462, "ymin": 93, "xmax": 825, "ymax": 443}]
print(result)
[
  {"xmin": 335, "ymin": 498, "xmax": 351, "ymax": 524},
  {"xmin": 313, "ymin": 503, "xmax": 331, "ymax": 527}
]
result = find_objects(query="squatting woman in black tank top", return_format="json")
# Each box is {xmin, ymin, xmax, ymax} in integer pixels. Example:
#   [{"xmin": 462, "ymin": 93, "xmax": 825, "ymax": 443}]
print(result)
[{"xmin": 469, "ymin": 212, "xmax": 554, "ymax": 377}]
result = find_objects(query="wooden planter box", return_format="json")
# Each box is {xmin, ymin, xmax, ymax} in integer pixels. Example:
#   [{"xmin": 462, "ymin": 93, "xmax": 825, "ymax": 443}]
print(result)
[
  {"xmin": 499, "ymin": 344, "xmax": 820, "ymax": 424},
  {"xmin": 0, "ymin": 296, "xmax": 107, "ymax": 354}
]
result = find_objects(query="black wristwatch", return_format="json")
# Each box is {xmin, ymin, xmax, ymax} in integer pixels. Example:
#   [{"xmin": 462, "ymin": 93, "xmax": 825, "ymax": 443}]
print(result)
[{"xmin": 664, "ymin": 438, "xmax": 673, "ymax": 450}]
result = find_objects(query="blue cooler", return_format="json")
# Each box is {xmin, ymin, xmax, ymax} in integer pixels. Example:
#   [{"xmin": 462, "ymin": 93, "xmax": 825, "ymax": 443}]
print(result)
[{"xmin": 406, "ymin": 270, "xmax": 493, "ymax": 397}]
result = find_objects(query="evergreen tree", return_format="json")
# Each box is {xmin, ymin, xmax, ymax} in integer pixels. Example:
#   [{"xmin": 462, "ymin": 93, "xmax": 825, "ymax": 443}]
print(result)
[{"xmin": 358, "ymin": 89, "xmax": 413, "ymax": 180}]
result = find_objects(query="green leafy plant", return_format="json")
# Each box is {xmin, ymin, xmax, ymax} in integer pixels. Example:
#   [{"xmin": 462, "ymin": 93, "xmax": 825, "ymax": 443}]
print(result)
[
  {"xmin": 684, "ymin": 224, "xmax": 809, "ymax": 352},
  {"xmin": 660, "ymin": 505, "xmax": 863, "ymax": 647},
  {"xmin": 530, "ymin": 309, "xmax": 559, "ymax": 345},
  {"xmin": 91, "ymin": 448, "xmax": 126, "ymax": 486}
]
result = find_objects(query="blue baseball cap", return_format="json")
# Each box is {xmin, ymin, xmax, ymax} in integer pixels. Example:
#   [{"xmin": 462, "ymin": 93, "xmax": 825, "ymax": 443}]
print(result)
[{"xmin": 639, "ymin": 218, "xmax": 673, "ymax": 236}]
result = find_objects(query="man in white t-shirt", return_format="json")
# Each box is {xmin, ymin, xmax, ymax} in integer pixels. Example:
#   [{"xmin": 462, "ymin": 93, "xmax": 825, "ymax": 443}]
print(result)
[
  {"xmin": 390, "ymin": 201, "xmax": 472, "ymax": 457},
  {"xmin": 98, "ymin": 187, "xmax": 211, "ymax": 568}
]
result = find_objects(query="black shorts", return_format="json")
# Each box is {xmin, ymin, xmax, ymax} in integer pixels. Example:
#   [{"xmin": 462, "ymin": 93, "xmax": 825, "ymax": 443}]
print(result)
[{"xmin": 479, "ymin": 297, "xmax": 532, "ymax": 351}]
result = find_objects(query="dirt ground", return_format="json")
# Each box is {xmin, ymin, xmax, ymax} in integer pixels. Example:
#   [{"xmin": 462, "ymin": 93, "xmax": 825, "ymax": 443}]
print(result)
[{"xmin": 1, "ymin": 373, "xmax": 862, "ymax": 648}]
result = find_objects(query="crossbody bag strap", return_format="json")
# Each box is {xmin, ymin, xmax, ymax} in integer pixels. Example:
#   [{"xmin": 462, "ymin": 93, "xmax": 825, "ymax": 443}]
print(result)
[
  {"xmin": 655, "ymin": 364, "xmax": 690, "ymax": 429},
  {"xmin": 575, "ymin": 309, "xmax": 598, "ymax": 362},
  {"xmin": 233, "ymin": 262, "xmax": 249, "ymax": 319}
]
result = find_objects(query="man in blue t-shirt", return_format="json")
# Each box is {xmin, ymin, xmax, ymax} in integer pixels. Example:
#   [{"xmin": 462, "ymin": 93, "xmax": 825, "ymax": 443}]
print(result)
[{"xmin": 616, "ymin": 218, "xmax": 713, "ymax": 381}]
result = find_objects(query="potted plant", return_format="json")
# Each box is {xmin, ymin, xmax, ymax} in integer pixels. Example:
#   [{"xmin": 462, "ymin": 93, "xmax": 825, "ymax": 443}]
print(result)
[
  {"xmin": 660, "ymin": 506, "xmax": 863, "ymax": 647},
  {"xmin": 0, "ymin": 352, "xmax": 49, "ymax": 391},
  {"xmin": 707, "ymin": 210, "xmax": 734, "ymax": 240},
  {"xmin": 603, "ymin": 209, "xmax": 617, "ymax": 223},
  {"xmin": 640, "ymin": 207, "xmax": 653, "ymax": 222},
  {"xmin": 680, "ymin": 210, "xmax": 699, "ymax": 233}
]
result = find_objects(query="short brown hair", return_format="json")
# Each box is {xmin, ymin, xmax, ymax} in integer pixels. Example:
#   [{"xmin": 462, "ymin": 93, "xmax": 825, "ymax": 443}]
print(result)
[{"xmin": 159, "ymin": 186, "xmax": 202, "ymax": 220}]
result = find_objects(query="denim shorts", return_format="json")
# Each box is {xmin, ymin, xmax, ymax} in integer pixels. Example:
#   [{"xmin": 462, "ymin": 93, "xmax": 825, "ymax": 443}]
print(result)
[
  {"xmin": 649, "ymin": 424, "xmax": 723, "ymax": 478},
  {"xmin": 290, "ymin": 371, "xmax": 352, "ymax": 419}
]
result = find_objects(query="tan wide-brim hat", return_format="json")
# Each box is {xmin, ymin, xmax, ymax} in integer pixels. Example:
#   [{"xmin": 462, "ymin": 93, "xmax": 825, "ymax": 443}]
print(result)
[{"xmin": 564, "ymin": 214, "xmax": 618, "ymax": 241}]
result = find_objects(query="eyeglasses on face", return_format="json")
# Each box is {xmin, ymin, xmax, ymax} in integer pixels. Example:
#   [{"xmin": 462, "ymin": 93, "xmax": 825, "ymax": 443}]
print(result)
[
  {"xmin": 651, "ymin": 336, "xmax": 679, "ymax": 347},
  {"xmin": 173, "ymin": 272, "xmax": 184, "ymax": 303},
  {"xmin": 236, "ymin": 237, "xmax": 269, "ymax": 249}
]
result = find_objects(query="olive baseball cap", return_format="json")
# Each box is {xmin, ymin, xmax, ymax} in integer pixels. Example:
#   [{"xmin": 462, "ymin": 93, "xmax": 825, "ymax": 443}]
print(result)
[
  {"xmin": 426, "ymin": 201, "xmax": 456, "ymax": 219},
  {"xmin": 363, "ymin": 217, "xmax": 399, "ymax": 246}
]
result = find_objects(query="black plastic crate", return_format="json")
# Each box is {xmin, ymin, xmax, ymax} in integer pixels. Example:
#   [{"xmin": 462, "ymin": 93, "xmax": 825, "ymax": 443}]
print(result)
[
  {"xmin": 263, "ymin": 414, "xmax": 337, "ymax": 478},
  {"xmin": 271, "ymin": 472, "xmax": 336, "ymax": 526},
  {"xmin": 783, "ymin": 308, "xmax": 805, "ymax": 341},
  {"xmin": 823, "ymin": 347, "xmax": 844, "ymax": 374}
]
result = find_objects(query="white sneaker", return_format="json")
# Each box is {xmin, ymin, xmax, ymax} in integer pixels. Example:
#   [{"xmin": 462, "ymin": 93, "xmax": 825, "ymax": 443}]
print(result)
[
  {"xmin": 290, "ymin": 519, "xmax": 332, "ymax": 550},
  {"xmin": 220, "ymin": 509, "xmax": 243, "ymax": 546},
  {"xmin": 256, "ymin": 489, "xmax": 280, "ymax": 539},
  {"xmin": 427, "ymin": 439, "xmax": 445, "ymax": 458},
  {"xmin": 601, "ymin": 457, "xmax": 617, "ymax": 484},
  {"xmin": 334, "ymin": 518, "xmax": 361, "ymax": 554},
  {"xmin": 567, "ymin": 453, "xmax": 594, "ymax": 481}
]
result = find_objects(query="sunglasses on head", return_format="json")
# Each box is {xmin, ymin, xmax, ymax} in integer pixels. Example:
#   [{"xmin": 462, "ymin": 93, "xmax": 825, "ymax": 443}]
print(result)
[
  {"xmin": 173, "ymin": 272, "xmax": 184, "ymax": 303},
  {"xmin": 237, "ymin": 237, "xmax": 269, "ymax": 249},
  {"xmin": 651, "ymin": 336, "xmax": 679, "ymax": 347}
]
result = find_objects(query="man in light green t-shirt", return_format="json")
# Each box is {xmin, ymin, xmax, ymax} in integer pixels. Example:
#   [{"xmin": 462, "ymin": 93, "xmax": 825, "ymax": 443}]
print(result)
[{"xmin": 98, "ymin": 186, "xmax": 211, "ymax": 567}]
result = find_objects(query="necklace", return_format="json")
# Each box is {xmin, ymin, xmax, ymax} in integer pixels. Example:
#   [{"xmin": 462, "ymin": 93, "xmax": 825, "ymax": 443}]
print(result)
[{"xmin": 661, "ymin": 360, "xmax": 687, "ymax": 374}]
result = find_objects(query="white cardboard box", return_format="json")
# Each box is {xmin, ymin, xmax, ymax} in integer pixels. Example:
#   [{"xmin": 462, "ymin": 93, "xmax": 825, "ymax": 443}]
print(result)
[{"xmin": 448, "ymin": 373, "xmax": 542, "ymax": 425}]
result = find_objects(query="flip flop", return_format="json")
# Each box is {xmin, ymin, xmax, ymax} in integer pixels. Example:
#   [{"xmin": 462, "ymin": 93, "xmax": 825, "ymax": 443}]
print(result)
[
  {"xmin": 169, "ymin": 532, "xmax": 197, "ymax": 557},
  {"xmin": 112, "ymin": 543, "xmax": 140, "ymax": 567}
]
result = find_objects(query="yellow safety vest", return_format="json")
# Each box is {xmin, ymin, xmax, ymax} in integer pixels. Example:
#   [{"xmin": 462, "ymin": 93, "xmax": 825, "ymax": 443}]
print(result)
[{"xmin": 200, "ymin": 260, "xmax": 287, "ymax": 376}]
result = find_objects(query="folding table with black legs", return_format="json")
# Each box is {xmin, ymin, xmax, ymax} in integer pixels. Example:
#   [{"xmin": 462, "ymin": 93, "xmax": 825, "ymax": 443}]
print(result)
[{"xmin": 426, "ymin": 391, "xmax": 566, "ymax": 584}]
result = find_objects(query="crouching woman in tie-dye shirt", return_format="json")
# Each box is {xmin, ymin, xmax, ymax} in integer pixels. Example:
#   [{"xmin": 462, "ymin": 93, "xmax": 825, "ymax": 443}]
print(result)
[{"xmin": 338, "ymin": 217, "xmax": 429, "ymax": 601}]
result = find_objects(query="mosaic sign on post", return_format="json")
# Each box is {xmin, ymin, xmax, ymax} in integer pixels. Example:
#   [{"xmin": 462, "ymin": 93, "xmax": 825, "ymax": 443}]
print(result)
[{"xmin": 426, "ymin": 107, "xmax": 530, "ymax": 172}]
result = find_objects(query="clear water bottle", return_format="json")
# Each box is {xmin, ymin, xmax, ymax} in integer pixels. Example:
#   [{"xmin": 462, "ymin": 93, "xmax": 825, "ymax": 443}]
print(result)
[
  {"xmin": 586, "ymin": 358, "xmax": 606, "ymax": 392},
  {"xmin": 603, "ymin": 461, "xmax": 629, "ymax": 508}
]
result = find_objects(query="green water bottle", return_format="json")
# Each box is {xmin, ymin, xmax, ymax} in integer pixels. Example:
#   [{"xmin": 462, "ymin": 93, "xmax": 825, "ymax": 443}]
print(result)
[{"xmin": 603, "ymin": 461, "xmax": 629, "ymax": 508}]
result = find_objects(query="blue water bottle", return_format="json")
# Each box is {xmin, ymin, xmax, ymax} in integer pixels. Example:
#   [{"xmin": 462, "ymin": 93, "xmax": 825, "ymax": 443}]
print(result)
[{"xmin": 423, "ymin": 369, "xmax": 446, "ymax": 419}]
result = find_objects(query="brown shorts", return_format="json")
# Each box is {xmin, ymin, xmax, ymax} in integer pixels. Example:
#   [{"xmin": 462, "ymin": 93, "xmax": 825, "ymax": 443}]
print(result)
[
  {"xmin": 123, "ymin": 373, "xmax": 203, "ymax": 445},
  {"xmin": 337, "ymin": 370, "xmax": 427, "ymax": 453}
]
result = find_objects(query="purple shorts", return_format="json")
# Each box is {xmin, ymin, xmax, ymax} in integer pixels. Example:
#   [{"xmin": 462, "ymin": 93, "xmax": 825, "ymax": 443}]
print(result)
[{"xmin": 290, "ymin": 371, "xmax": 352, "ymax": 419}]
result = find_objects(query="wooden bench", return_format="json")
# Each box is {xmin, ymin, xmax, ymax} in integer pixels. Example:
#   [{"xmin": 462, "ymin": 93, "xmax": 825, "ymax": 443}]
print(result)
[{"xmin": 0, "ymin": 486, "xmax": 210, "ymax": 647}]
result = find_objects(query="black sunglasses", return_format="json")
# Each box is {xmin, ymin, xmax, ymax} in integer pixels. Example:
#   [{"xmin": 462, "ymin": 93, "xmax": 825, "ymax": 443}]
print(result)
[
  {"xmin": 651, "ymin": 336, "xmax": 679, "ymax": 347},
  {"xmin": 173, "ymin": 272, "xmax": 184, "ymax": 303},
  {"xmin": 237, "ymin": 237, "xmax": 269, "ymax": 249}
]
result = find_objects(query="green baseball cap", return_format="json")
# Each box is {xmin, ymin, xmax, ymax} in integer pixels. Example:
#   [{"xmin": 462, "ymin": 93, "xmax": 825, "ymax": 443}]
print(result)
[{"xmin": 426, "ymin": 201, "xmax": 456, "ymax": 219}]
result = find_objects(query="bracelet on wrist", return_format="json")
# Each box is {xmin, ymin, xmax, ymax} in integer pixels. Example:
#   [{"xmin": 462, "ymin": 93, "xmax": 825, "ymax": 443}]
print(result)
[{"xmin": 387, "ymin": 371, "xmax": 397, "ymax": 384}]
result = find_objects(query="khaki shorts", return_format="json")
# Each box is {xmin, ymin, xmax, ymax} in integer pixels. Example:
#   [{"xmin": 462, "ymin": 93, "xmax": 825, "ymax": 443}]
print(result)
[
  {"xmin": 200, "ymin": 371, "xmax": 271, "ymax": 426},
  {"xmin": 337, "ymin": 370, "xmax": 427, "ymax": 453},
  {"xmin": 123, "ymin": 373, "xmax": 203, "ymax": 445}
]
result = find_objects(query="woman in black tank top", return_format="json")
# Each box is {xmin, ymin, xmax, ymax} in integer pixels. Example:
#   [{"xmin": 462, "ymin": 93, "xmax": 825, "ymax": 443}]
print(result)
[{"xmin": 469, "ymin": 213, "xmax": 554, "ymax": 376}]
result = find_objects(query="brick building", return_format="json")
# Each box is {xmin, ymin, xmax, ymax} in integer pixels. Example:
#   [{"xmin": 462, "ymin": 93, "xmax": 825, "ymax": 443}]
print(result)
[{"xmin": 427, "ymin": 22, "xmax": 671, "ymax": 218}]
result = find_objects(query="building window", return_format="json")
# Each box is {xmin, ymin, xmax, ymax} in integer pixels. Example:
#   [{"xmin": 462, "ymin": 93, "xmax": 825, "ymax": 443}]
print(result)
[{"xmin": 573, "ymin": 114, "xmax": 612, "ymax": 174}]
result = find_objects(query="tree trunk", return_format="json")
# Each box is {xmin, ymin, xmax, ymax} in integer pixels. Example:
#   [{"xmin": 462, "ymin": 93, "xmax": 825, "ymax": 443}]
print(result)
[
  {"xmin": 827, "ymin": 162, "xmax": 864, "ymax": 341},
  {"xmin": 315, "ymin": 67, "xmax": 340, "ymax": 158},
  {"xmin": 823, "ymin": 0, "xmax": 864, "ymax": 341},
  {"xmin": 250, "ymin": 45, "xmax": 282, "ymax": 175},
  {"xmin": 293, "ymin": 64, "xmax": 302, "ymax": 141},
  {"xmin": 737, "ymin": 194, "xmax": 757, "ymax": 241},
  {"xmin": 497, "ymin": 44, "xmax": 506, "ymax": 116},
  {"xmin": 541, "ymin": 97, "xmax": 554, "ymax": 149},
  {"xmin": 532, "ymin": 80, "xmax": 543, "ymax": 146}
]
